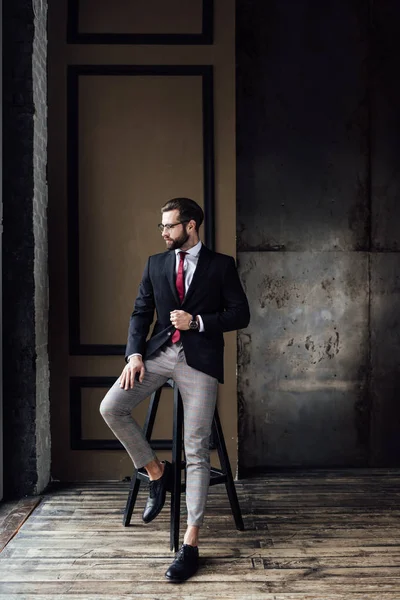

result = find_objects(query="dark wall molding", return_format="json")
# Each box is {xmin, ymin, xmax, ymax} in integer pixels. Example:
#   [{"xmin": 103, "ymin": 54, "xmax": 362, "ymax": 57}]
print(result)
[
  {"xmin": 67, "ymin": 64, "xmax": 215, "ymax": 356},
  {"xmin": 70, "ymin": 377, "xmax": 174, "ymax": 451},
  {"xmin": 67, "ymin": 0, "xmax": 213, "ymax": 45}
]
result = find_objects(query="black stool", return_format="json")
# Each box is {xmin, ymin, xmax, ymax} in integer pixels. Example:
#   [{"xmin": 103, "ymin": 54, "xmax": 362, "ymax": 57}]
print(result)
[{"xmin": 123, "ymin": 379, "xmax": 244, "ymax": 551}]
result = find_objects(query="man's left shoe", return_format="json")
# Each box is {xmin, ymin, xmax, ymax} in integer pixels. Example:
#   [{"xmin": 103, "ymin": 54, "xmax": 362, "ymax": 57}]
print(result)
[
  {"xmin": 165, "ymin": 544, "xmax": 199, "ymax": 583},
  {"xmin": 142, "ymin": 461, "xmax": 172, "ymax": 523}
]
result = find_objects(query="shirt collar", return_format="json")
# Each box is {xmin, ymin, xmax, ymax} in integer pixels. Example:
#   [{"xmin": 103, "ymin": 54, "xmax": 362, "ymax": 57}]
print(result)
[{"xmin": 175, "ymin": 240, "xmax": 202, "ymax": 258}]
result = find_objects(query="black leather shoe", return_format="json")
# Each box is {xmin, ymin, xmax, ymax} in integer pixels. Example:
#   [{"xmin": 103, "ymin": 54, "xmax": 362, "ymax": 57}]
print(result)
[
  {"xmin": 142, "ymin": 461, "xmax": 172, "ymax": 523},
  {"xmin": 165, "ymin": 544, "xmax": 199, "ymax": 582}
]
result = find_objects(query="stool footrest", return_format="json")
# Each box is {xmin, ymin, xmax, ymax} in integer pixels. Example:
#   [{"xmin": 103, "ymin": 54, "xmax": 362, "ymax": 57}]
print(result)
[
  {"xmin": 210, "ymin": 467, "xmax": 224, "ymax": 475},
  {"xmin": 135, "ymin": 462, "xmax": 186, "ymax": 481},
  {"xmin": 135, "ymin": 467, "xmax": 187, "ymax": 492},
  {"xmin": 210, "ymin": 475, "xmax": 227, "ymax": 485},
  {"xmin": 209, "ymin": 467, "xmax": 227, "ymax": 486}
]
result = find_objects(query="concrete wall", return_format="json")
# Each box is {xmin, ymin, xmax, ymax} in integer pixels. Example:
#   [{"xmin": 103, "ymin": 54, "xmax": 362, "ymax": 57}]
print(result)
[
  {"xmin": 369, "ymin": 1, "xmax": 400, "ymax": 465},
  {"xmin": 2, "ymin": 0, "xmax": 50, "ymax": 497},
  {"xmin": 237, "ymin": 0, "xmax": 400, "ymax": 471}
]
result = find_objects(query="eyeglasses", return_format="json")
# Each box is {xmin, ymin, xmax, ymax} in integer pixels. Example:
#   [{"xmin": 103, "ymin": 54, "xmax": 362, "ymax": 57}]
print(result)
[{"xmin": 157, "ymin": 221, "xmax": 188, "ymax": 232}]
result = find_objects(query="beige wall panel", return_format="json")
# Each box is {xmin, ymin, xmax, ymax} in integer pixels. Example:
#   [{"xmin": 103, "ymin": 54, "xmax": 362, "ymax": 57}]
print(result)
[
  {"xmin": 48, "ymin": 0, "xmax": 236, "ymax": 481},
  {"xmin": 79, "ymin": 0, "xmax": 202, "ymax": 35},
  {"xmin": 81, "ymin": 388, "xmax": 115, "ymax": 440},
  {"xmin": 78, "ymin": 75, "xmax": 203, "ymax": 345}
]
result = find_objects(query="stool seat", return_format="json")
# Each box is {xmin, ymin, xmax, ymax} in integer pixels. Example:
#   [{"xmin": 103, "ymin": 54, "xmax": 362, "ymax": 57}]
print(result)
[{"xmin": 123, "ymin": 379, "xmax": 244, "ymax": 551}]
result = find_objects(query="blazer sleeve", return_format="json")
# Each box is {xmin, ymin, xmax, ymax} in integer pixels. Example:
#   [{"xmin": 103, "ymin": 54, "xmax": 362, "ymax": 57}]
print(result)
[
  {"xmin": 200, "ymin": 256, "xmax": 250, "ymax": 334},
  {"xmin": 125, "ymin": 258, "xmax": 155, "ymax": 359}
]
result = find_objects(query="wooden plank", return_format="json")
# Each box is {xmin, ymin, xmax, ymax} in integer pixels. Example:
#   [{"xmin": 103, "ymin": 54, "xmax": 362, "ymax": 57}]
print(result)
[
  {"xmin": 12, "ymin": 526, "xmax": 400, "ymax": 541},
  {"xmin": 4, "ymin": 563, "xmax": 400, "ymax": 581},
  {"xmin": 3, "ymin": 543, "xmax": 400, "ymax": 560},
  {"xmin": 3, "ymin": 545, "xmax": 400, "ymax": 561},
  {"xmin": 3, "ymin": 579, "xmax": 400, "ymax": 593},
  {"xmin": 3, "ymin": 568, "xmax": 400, "ymax": 587},
  {"xmin": 0, "ymin": 498, "xmax": 41, "ymax": 553},
  {"xmin": 2, "ymin": 595, "xmax": 400, "ymax": 600}
]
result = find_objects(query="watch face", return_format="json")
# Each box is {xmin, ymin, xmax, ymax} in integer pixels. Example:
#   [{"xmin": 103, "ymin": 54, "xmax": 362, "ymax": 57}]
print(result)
[{"xmin": 189, "ymin": 320, "xmax": 198, "ymax": 330}]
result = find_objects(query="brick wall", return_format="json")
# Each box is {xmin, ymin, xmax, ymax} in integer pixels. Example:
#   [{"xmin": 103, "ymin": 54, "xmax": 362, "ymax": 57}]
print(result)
[{"xmin": 3, "ymin": 0, "xmax": 50, "ymax": 497}]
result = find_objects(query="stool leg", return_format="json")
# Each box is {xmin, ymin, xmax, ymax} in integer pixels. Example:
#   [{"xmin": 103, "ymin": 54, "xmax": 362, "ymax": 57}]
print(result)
[
  {"xmin": 122, "ymin": 387, "xmax": 162, "ymax": 526},
  {"xmin": 123, "ymin": 472, "xmax": 141, "ymax": 526},
  {"xmin": 170, "ymin": 388, "xmax": 183, "ymax": 552},
  {"xmin": 143, "ymin": 387, "xmax": 163, "ymax": 442},
  {"xmin": 213, "ymin": 408, "xmax": 245, "ymax": 531}
]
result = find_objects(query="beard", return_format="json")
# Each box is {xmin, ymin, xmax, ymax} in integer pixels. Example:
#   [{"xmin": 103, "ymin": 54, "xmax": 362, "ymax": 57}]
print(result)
[{"xmin": 166, "ymin": 230, "xmax": 190, "ymax": 251}]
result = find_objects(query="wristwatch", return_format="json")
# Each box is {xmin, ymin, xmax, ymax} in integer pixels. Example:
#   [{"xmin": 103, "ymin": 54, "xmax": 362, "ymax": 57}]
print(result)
[{"xmin": 188, "ymin": 315, "xmax": 199, "ymax": 330}]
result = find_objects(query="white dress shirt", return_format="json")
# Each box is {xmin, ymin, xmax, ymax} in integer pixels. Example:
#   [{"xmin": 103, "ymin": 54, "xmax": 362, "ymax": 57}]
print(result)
[{"xmin": 129, "ymin": 241, "xmax": 204, "ymax": 360}]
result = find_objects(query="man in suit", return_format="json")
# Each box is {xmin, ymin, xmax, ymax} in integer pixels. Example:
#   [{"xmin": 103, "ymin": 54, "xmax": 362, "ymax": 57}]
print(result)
[{"xmin": 100, "ymin": 197, "xmax": 250, "ymax": 582}]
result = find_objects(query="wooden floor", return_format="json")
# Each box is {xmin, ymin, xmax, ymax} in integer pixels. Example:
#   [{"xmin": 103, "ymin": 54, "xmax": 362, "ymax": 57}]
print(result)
[{"xmin": 1, "ymin": 470, "xmax": 400, "ymax": 599}]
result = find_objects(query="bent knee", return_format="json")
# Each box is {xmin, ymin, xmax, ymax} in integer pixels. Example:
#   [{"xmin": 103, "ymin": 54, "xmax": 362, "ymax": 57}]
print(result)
[
  {"xmin": 99, "ymin": 387, "xmax": 125, "ymax": 418},
  {"xmin": 99, "ymin": 397, "xmax": 110, "ymax": 418}
]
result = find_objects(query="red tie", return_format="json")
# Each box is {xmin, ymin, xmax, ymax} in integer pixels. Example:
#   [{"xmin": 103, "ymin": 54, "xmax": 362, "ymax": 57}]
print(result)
[{"xmin": 171, "ymin": 251, "xmax": 187, "ymax": 343}]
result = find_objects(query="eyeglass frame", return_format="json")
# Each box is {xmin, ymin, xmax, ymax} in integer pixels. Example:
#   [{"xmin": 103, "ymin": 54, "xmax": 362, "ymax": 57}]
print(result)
[{"xmin": 157, "ymin": 220, "xmax": 189, "ymax": 232}]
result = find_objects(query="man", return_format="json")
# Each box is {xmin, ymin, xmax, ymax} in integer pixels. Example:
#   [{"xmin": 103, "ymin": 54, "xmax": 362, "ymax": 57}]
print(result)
[{"xmin": 100, "ymin": 197, "xmax": 250, "ymax": 582}]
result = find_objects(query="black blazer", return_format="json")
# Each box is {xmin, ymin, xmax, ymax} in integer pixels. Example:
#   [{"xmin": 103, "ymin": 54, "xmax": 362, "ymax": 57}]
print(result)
[{"xmin": 125, "ymin": 245, "xmax": 250, "ymax": 383}]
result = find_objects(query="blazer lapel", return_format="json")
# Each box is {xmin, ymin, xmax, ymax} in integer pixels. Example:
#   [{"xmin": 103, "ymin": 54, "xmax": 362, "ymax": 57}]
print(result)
[
  {"xmin": 182, "ymin": 245, "xmax": 212, "ymax": 307},
  {"xmin": 164, "ymin": 250, "xmax": 179, "ymax": 304}
]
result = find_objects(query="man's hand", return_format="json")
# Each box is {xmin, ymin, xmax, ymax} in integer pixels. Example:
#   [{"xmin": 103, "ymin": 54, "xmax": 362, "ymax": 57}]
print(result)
[
  {"xmin": 170, "ymin": 310, "xmax": 192, "ymax": 331},
  {"xmin": 120, "ymin": 356, "xmax": 145, "ymax": 390}
]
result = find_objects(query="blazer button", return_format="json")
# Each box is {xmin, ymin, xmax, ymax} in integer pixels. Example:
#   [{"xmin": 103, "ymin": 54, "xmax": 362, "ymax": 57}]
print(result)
[{"xmin": 168, "ymin": 332, "xmax": 171, "ymax": 336}]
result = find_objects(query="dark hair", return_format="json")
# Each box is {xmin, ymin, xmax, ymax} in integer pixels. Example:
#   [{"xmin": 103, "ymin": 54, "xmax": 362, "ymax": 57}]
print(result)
[{"xmin": 161, "ymin": 197, "xmax": 204, "ymax": 232}]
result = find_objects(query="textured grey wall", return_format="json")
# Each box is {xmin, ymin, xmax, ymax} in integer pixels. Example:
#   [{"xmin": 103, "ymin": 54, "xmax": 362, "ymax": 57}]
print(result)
[{"xmin": 237, "ymin": 0, "xmax": 400, "ymax": 471}]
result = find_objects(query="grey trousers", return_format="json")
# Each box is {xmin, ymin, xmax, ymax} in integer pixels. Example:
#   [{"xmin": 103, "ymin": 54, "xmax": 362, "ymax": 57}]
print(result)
[{"xmin": 99, "ymin": 342, "xmax": 218, "ymax": 527}]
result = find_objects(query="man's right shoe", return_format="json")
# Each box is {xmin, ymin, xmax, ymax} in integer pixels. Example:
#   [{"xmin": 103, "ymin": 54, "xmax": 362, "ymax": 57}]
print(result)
[
  {"xmin": 165, "ymin": 544, "xmax": 199, "ymax": 582},
  {"xmin": 142, "ymin": 461, "xmax": 172, "ymax": 523}
]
